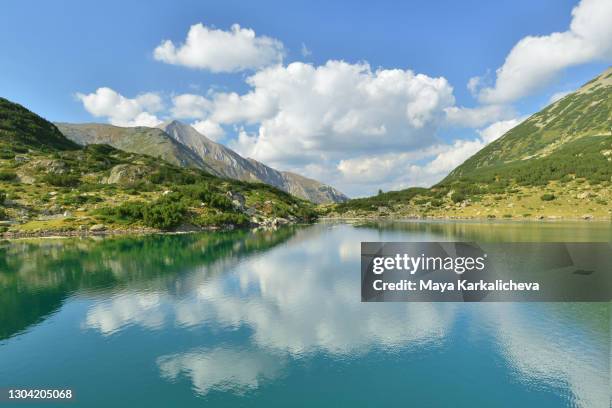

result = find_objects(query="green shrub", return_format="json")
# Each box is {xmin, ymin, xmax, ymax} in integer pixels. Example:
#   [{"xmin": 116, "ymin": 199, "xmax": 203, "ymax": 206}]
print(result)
[
  {"xmin": 99, "ymin": 197, "xmax": 187, "ymax": 230},
  {"xmin": 97, "ymin": 201, "xmax": 147, "ymax": 224},
  {"xmin": 196, "ymin": 212, "xmax": 249, "ymax": 227},
  {"xmin": 540, "ymin": 193, "xmax": 556, "ymax": 201},
  {"xmin": 0, "ymin": 208, "xmax": 6, "ymax": 220},
  {"xmin": 149, "ymin": 166, "xmax": 196, "ymax": 185},
  {"xmin": 0, "ymin": 190, "xmax": 5, "ymax": 204},
  {"xmin": 41, "ymin": 173, "xmax": 80, "ymax": 187},
  {"xmin": 178, "ymin": 184, "xmax": 234, "ymax": 211},
  {"xmin": 0, "ymin": 171, "xmax": 17, "ymax": 181},
  {"xmin": 208, "ymin": 194, "xmax": 234, "ymax": 210},
  {"xmin": 59, "ymin": 194, "xmax": 102, "ymax": 206},
  {"xmin": 451, "ymin": 191, "xmax": 466, "ymax": 203},
  {"xmin": 143, "ymin": 200, "xmax": 186, "ymax": 229}
]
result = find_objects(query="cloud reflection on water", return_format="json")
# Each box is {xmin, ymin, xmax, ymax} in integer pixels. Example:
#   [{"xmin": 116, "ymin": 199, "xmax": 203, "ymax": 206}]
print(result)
[{"xmin": 81, "ymin": 225, "xmax": 608, "ymax": 405}]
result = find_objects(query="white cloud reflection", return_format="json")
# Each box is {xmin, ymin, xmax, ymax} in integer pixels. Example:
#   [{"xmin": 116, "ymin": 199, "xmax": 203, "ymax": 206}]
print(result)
[
  {"xmin": 158, "ymin": 348, "xmax": 285, "ymax": 395},
  {"xmin": 82, "ymin": 226, "xmax": 609, "ymax": 404}
]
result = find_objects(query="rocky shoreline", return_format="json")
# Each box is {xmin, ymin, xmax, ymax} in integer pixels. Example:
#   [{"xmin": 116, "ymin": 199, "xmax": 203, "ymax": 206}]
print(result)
[{"xmin": 0, "ymin": 216, "xmax": 302, "ymax": 240}]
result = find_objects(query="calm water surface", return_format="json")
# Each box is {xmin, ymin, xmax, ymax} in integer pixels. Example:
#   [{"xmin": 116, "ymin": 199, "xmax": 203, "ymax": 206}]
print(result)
[{"xmin": 0, "ymin": 221, "xmax": 610, "ymax": 407}]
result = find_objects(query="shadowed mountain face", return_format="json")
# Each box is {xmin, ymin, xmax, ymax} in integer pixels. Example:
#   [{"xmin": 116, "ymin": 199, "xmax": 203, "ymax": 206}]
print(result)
[{"xmin": 158, "ymin": 120, "xmax": 349, "ymax": 204}]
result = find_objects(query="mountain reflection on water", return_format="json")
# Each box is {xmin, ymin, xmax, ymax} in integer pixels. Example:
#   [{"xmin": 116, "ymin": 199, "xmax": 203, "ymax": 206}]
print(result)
[{"xmin": 0, "ymin": 221, "xmax": 609, "ymax": 407}]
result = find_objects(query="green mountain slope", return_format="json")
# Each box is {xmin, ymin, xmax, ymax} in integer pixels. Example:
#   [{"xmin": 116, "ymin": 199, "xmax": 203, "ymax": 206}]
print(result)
[
  {"xmin": 0, "ymin": 98, "xmax": 316, "ymax": 236},
  {"xmin": 330, "ymin": 67, "xmax": 612, "ymax": 220},
  {"xmin": 442, "ymin": 67, "xmax": 612, "ymax": 186},
  {"xmin": 0, "ymin": 97, "xmax": 79, "ymax": 151},
  {"xmin": 55, "ymin": 123, "xmax": 219, "ymax": 173},
  {"xmin": 55, "ymin": 120, "xmax": 348, "ymax": 204}
]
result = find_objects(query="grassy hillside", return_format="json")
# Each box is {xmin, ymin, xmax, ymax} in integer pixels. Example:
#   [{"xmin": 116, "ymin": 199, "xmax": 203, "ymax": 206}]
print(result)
[
  {"xmin": 443, "ymin": 67, "xmax": 611, "ymax": 187},
  {"xmin": 329, "ymin": 67, "xmax": 612, "ymax": 220},
  {"xmin": 56, "ymin": 123, "xmax": 216, "ymax": 172},
  {"xmin": 0, "ymin": 97, "xmax": 79, "ymax": 151},
  {"xmin": 0, "ymin": 98, "xmax": 316, "ymax": 236},
  {"xmin": 55, "ymin": 121, "xmax": 348, "ymax": 204}
]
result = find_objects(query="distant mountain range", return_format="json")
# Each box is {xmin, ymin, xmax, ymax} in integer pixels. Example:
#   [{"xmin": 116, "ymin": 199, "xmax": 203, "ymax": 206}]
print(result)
[{"xmin": 56, "ymin": 121, "xmax": 348, "ymax": 204}]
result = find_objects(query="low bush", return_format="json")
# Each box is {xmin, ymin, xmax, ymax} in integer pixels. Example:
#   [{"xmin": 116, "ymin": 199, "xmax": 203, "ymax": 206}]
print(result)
[
  {"xmin": 196, "ymin": 212, "xmax": 250, "ymax": 227},
  {"xmin": 143, "ymin": 200, "xmax": 186, "ymax": 229},
  {"xmin": 59, "ymin": 194, "xmax": 102, "ymax": 206},
  {"xmin": 41, "ymin": 173, "xmax": 80, "ymax": 187},
  {"xmin": 540, "ymin": 193, "xmax": 555, "ymax": 201},
  {"xmin": 98, "ymin": 197, "xmax": 187, "ymax": 230},
  {"xmin": 0, "ymin": 171, "xmax": 17, "ymax": 181},
  {"xmin": 451, "ymin": 192, "xmax": 466, "ymax": 203},
  {"xmin": 149, "ymin": 166, "xmax": 197, "ymax": 185}
]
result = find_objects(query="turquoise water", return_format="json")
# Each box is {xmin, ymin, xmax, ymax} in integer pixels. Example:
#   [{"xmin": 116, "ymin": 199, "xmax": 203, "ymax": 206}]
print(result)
[{"xmin": 0, "ymin": 221, "xmax": 610, "ymax": 407}]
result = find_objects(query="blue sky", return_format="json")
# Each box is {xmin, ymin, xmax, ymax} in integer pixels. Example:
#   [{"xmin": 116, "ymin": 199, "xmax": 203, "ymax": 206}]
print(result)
[{"xmin": 1, "ymin": 0, "xmax": 610, "ymax": 196}]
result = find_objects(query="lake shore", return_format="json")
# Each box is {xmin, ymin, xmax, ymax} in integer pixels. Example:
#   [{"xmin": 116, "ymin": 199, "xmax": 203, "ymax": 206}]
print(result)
[
  {"xmin": 2, "ymin": 215, "xmax": 610, "ymax": 240},
  {"xmin": 321, "ymin": 214, "xmax": 611, "ymax": 222}
]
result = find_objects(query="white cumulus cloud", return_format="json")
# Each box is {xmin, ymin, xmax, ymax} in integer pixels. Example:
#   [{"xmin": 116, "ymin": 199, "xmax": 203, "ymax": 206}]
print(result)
[
  {"xmin": 477, "ymin": 117, "xmax": 524, "ymax": 143},
  {"xmin": 76, "ymin": 87, "xmax": 163, "ymax": 127},
  {"xmin": 473, "ymin": 0, "xmax": 612, "ymax": 104},
  {"xmin": 548, "ymin": 90, "xmax": 572, "ymax": 104},
  {"xmin": 175, "ymin": 60, "xmax": 455, "ymax": 170},
  {"xmin": 170, "ymin": 93, "xmax": 211, "ymax": 119},
  {"xmin": 336, "ymin": 117, "xmax": 524, "ymax": 196},
  {"xmin": 444, "ymin": 104, "xmax": 515, "ymax": 128},
  {"xmin": 154, "ymin": 23, "xmax": 284, "ymax": 73},
  {"xmin": 192, "ymin": 119, "xmax": 225, "ymax": 141}
]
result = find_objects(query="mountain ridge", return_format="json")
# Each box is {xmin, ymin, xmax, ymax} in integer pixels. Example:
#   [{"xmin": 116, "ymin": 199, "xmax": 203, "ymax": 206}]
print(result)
[
  {"xmin": 55, "ymin": 122, "xmax": 218, "ymax": 173},
  {"xmin": 158, "ymin": 120, "xmax": 348, "ymax": 204},
  {"xmin": 54, "ymin": 120, "xmax": 348, "ymax": 204}
]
